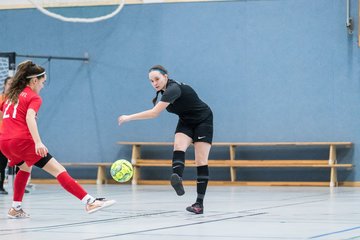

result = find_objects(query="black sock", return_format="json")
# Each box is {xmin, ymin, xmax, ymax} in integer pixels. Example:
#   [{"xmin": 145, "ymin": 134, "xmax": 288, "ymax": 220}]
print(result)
[
  {"xmin": 172, "ymin": 151, "xmax": 185, "ymax": 178},
  {"xmin": 196, "ymin": 165, "xmax": 209, "ymax": 205},
  {"xmin": 0, "ymin": 168, "xmax": 4, "ymax": 189},
  {"xmin": 0, "ymin": 152, "xmax": 7, "ymax": 190}
]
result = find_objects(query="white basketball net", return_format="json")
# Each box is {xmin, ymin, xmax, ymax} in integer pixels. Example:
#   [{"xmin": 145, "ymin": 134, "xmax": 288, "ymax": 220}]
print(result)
[{"xmin": 27, "ymin": 0, "xmax": 125, "ymax": 23}]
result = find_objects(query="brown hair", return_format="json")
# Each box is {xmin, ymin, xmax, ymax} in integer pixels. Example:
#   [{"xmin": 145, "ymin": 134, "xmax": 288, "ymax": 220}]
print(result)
[
  {"xmin": 3, "ymin": 76, "xmax": 13, "ymax": 94},
  {"xmin": 6, "ymin": 60, "xmax": 45, "ymax": 103},
  {"xmin": 149, "ymin": 65, "xmax": 168, "ymax": 75},
  {"xmin": 149, "ymin": 65, "xmax": 168, "ymax": 106}
]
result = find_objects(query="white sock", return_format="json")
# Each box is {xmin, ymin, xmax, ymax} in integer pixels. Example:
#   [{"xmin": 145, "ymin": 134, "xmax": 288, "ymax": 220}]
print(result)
[
  {"xmin": 12, "ymin": 201, "xmax": 22, "ymax": 210},
  {"xmin": 81, "ymin": 194, "xmax": 95, "ymax": 204}
]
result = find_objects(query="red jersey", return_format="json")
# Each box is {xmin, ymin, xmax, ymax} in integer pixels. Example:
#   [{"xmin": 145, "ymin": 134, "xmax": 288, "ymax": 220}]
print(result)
[
  {"xmin": 0, "ymin": 94, "xmax": 5, "ymax": 134},
  {"xmin": 0, "ymin": 86, "xmax": 42, "ymax": 140}
]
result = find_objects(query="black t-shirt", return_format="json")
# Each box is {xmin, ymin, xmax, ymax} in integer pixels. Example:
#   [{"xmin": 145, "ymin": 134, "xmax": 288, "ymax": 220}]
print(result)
[{"xmin": 160, "ymin": 79, "xmax": 212, "ymax": 125}]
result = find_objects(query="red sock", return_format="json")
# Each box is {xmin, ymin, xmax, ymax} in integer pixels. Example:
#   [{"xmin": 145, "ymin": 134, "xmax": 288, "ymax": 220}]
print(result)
[
  {"xmin": 13, "ymin": 170, "xmax": 30, "ymax": 201},
  {"xmin": 56, "ymin": 171, "xmax": 87, "ymax": 200}
]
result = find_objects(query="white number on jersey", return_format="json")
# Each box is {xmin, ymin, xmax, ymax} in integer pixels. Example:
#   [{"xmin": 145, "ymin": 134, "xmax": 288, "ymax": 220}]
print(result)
[{"xmin": 3, "ymin": 100, "xmax": 19, "ymax": 119}]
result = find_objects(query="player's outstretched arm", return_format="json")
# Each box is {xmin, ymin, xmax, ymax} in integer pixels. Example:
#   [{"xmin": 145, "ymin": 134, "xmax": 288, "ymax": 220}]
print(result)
[{"xmin": 118, "ymin": 101, "xmax": 169, "ymax": 125}]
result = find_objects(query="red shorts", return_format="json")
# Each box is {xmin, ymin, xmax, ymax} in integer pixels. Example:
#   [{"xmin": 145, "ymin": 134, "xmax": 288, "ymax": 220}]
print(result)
[{"xmin": 0, "ymin": 139, "xmax": 42, "ymax": 167}]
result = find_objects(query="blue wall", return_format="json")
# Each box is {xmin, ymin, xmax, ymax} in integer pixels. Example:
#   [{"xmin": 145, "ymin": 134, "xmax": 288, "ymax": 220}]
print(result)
[{"xmin": 0, "ymin": 0, "xmax": 359, "ymax": 181}]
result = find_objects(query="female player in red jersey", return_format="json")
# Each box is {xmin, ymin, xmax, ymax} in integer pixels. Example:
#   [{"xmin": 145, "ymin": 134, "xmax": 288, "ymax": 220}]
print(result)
[
  {"xmin": 0, "ymin": 76, "xmax": 13, "ymax": 194},
  {"xmin": 118, "ymin": 65, "xmax": 213, "ymax": 214},
  {"xmin": 0, "ymin": 61, "xmax": 115, "ymax": 218}
]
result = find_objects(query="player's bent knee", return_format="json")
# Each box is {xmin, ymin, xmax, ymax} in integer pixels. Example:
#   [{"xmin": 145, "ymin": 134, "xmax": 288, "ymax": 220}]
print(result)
[
  {"xmin": 34, "ymin": 153, "xmax": 53, "ymax": 168},
  {"xmin": 195, "ymin": 159, "xmax": 208, "ymax": 166},
  {"xmin": 17, "ymin": 162, "xmax": 32, "ymax": 172},
  {"xmin": 173, "ymin": 142, "xmax": 190, "ymax": 151}
]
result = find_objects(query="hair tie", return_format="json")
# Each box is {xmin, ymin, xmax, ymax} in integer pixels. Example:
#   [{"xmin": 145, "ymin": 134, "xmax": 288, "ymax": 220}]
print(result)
[
  {"xmin": 149, "ymin": 68, "xmax": 167, "ymax": 75},
  {"xmin": 26, "ymin": 71, "xmax": 46, "ymax": 79}
]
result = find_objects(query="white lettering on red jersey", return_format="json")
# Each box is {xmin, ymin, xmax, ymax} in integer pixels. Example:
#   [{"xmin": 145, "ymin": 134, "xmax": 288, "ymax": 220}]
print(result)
[{"xmin": 0, "ymin": 86, "xmax": 42, "ymax": 140}]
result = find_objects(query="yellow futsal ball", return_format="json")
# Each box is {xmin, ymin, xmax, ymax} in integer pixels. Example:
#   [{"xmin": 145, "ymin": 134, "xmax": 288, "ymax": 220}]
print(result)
[{"xmin": 110, "ymin": 159, "xmax": 133, "ymax": 183}]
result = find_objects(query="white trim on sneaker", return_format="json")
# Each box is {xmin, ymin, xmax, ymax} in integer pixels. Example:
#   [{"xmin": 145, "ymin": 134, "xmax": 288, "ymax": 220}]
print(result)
[
  {"xmin": 86, "ymin": 198, "xmax": 116, "ymax": 214},
  {"xmin": 7, "ymin": 207, "xmax": 30, "ymax": 219}
]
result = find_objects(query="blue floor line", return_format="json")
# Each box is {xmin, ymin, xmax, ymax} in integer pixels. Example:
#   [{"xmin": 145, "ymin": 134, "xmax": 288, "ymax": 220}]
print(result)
[{"xmin": 309, "ymin": 226, "xmax": 360, "ymax": 239}]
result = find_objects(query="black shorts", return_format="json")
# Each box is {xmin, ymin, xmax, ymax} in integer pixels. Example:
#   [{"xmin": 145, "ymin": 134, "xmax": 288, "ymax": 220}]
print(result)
[
  {"xmin": 175, "ymin": 112, "xmax": 213, "ymax": 144},
  {"xmin": 17, "ymin": 153, "xmax": 53, "ymax": 169}
]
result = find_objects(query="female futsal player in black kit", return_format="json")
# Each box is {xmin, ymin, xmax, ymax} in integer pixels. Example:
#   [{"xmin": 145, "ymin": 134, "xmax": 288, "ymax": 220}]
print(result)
[{"xmin": 118, "ymin": 65, "xmax": 213, "ymax": 214}]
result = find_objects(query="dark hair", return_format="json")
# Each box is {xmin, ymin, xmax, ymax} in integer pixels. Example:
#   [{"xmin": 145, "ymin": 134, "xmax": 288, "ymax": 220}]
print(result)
[
  {"xmin": 149, "ymin": 65, "xmax": 168, "ymax": 75},
  {"xmin": 149, "ymin": 65, "xmax": 168, "ymax": 106},
  {"xmin": 3, "ymin": 76, "xmax": 13, "ymax": 94},
  {"xmin": 6, "ymin": 60, "xmax": 45, "ymax": 103}
]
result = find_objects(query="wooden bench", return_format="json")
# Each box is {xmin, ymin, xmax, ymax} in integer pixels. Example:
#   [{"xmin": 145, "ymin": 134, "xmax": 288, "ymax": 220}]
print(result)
[{"xmin": 117, "ymin": 141, "xmax": 353, "ymax": 187}]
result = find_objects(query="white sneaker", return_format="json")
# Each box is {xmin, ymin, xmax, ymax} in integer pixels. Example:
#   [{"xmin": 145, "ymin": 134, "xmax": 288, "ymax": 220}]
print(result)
[
  {"xmin": 85, "ymin": 198, "xmax": 116, "ymax": 214},
  {"xmin": 7, "ymin": 207, "xmax": 30, "ymax": 219}
]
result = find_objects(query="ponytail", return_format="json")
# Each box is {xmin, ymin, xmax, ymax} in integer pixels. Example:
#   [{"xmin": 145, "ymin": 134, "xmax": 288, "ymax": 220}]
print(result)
[
  {"xmin": 152, "ymin": 91, "xmax": 160, "ymax": 106},
  {"xmin": 6, "ymin": 60, "xmax": 45, "ymax": 103}
]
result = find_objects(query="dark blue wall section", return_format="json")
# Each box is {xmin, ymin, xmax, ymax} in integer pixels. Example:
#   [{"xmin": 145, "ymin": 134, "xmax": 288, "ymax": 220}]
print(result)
[{"xmin": 0, "ymin": 0, "xmax": 359, "ymax": 181}]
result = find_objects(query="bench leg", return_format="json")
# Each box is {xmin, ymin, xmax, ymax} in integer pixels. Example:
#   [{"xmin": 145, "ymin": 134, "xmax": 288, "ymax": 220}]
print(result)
[
  {"xmin": 330, "ymin": 167, "xmax": 338, "ymax": 187},
  {"xmin": 132, "ymin": 166, "xmax": 139, "ymax": 185},
  {"xmin": 328, "ymin": 144, "xmax": 336, "ymax": 165},
  {"xmin": 131, "ymin": 145, "xmax": 141, "ymax": 185},
  {"xmin": 230, "ymin": 167, "xmax": 236, "ymax": 182},
  {"xmin": 96, "ymin": 166, "xmax": 107, "ymax": 185},
  {"xmin": 329, "ymin": 145, "xmax": 337, "ymax": 187},
  {"xmin": 230, "ymin": 145, "xmax": 236, "ymax": 182}
]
